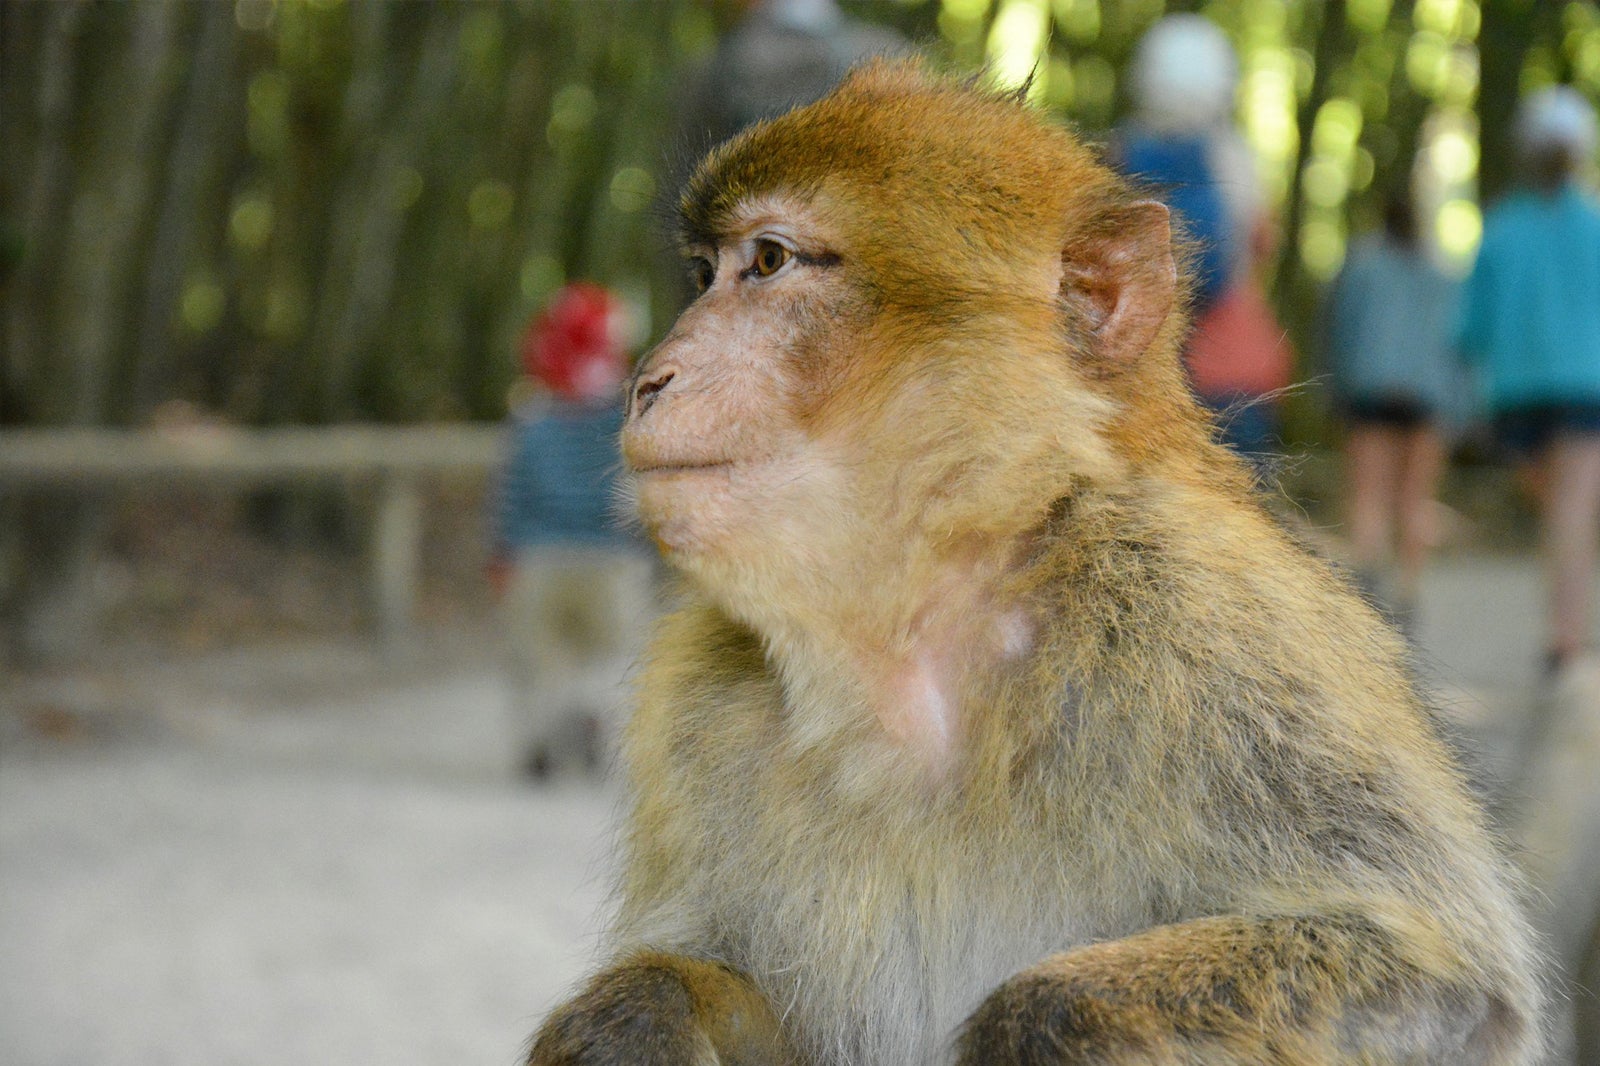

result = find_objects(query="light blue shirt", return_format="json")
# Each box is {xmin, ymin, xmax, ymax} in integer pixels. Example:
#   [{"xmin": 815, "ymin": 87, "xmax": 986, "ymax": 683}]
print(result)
[
  {"xmin": 1458, "ymin": 185, "xmax": 1600, "ymax": 411},
  {"xmin": 1326, "ymin": 234, "xmax": 1461, "ymax": 415},
  {"xmin": 489, "ymin": 399, "xmax": 638, "ymax": 553}
]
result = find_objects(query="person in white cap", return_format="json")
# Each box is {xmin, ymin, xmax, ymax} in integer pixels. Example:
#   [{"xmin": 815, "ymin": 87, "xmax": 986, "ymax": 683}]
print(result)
[
  {"xmin": 1459, "ymin": 85, "xmax": 1600, "ymax": 677},
  {"xmin": 1116, "ymin": 14, "xmax": 1292, "ymax": 471}
]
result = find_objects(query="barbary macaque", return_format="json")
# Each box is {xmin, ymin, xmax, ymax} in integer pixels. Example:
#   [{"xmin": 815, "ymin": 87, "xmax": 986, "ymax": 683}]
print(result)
[{"xmin": 527, "ymin": 62, "xmax": 1543, "ymax": 1065}]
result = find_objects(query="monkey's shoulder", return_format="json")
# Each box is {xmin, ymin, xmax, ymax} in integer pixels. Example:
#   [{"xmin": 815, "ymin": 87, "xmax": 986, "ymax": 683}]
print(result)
[
  {"xmin": 1031, "ymin": 488, "xmax": 1456, "ymax": 761},
  {"xmin": 1040, "ymin": 488, "xmax": 1384, "ymax": 652}
]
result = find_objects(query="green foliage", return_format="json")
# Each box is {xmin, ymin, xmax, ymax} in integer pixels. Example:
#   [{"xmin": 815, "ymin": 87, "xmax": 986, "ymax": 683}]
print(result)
[
  {"xmin": 1, "ymin": 0, "xmax": 693, "ymax": 427},
  {"xmin": 1, "ymin": 0, "xmax": 1596, "ymax": 432}
]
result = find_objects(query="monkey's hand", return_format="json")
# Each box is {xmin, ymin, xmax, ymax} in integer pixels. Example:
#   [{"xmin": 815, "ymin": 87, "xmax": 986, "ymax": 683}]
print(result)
[
  {"xmin": 954, "ymin": 913, "xmax": 1520, "ymax": 1065},
  {"xmin": 526, "ymin": 951, "xmax": 797, "ymax": 1066}
]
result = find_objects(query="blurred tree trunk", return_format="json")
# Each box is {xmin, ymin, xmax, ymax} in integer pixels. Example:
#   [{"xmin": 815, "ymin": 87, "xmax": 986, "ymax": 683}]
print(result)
[
  {"xmin": 0, "ymin": 2, "xmax": 85, "ymax": 660},
  {"xmin": 1370, "ymin": 0, "xmax": 1428, "ymax": 210},
  {"xmin": 56, "ymin": 1, "xmax": 190, "ymax": 426},
  {"xmin": 1274, "ymin": 0, "xmax": 1348, "ymax": 369},
  {"xmin": 477, "ymin": 5, "xmax": 567, "ymax": 415},
  {"xmin": 1, "ymin": 0, "xmax": 86, "ymax": 426},
  {"xmin": 2, "ymin": 1, "xmax": 191, "ymax": 661},
  {"xmin": 1475, "ymin": 0, "xmax": 1557, "ymax": 205},
  {"xmin": 379, "ymin": 6, "xmax": 519, "ymax": 422},
  {"xmin": 304, "ymin": 2, "xmax": 458, "ymax": 423},
  {"xmin": 452, "ymin": 3, "xmax": 567, "ymax": 421},
  {"xmin": 258, "ymin": 3, "xmax": 352, "ymax": 425},
  {"xmin": 129, "ymin": 0, "xmax": 241, "ymax": 416}
]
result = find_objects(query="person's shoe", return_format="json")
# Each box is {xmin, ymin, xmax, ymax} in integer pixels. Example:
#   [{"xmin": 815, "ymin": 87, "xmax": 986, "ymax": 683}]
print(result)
[
  {"xmin": 522, "ymin": 743, "xmax": 553, "ymax": 782},
  {"xmin": 1542, "ymin": 647, "xmax": 1576, "ymax": 684}
]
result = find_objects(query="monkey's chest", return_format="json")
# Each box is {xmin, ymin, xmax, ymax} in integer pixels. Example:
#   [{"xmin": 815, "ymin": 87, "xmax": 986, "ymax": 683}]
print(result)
[{"xmin": 702, "ymin": 800, "xmax": 1095, "ymax": 1066}]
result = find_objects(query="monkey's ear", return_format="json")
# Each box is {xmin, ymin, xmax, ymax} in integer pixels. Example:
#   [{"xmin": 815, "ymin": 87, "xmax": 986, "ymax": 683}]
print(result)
[{"xmin": 1059, "ymin": 201, "xmax": 1176, "ymax": 364}]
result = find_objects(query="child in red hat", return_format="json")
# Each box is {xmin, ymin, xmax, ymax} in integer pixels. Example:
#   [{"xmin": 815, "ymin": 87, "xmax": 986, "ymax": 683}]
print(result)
[{"xmin": 487, "ymin": 283, "xmax": 654, "ymax": 779}]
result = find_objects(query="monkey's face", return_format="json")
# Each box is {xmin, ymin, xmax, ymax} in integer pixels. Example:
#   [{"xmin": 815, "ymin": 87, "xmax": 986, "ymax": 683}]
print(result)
[
  {"xmin": 623, "ymin": 61, "xmax": 1191, "ymax": 613},
  {"xmin": 619, "ymin": 189, "xmax": 1110, "ymax": 612},
  {"xmin": 622, "ymin": 197, "xmax": 863, "ymax": 581}
]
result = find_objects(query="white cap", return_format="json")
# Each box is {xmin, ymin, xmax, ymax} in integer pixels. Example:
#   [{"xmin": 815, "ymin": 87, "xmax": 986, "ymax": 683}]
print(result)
[
  {"xmin": 1129, "ymin": 14, "xmax": 1237, "ymax": 132},
  {"xmin": 1516, "ymin": 85, "xmax": 1598, "ymax": 159}
]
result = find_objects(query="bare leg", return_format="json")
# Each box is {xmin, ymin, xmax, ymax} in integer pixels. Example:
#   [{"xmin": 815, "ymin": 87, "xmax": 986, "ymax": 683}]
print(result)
[
  {"xmin": 1540, "ymin": 433, "xmax": 1600, "ymax": 664},
  {"xmin": 1345, "ymin": 424, "xmax": 1404, "ymax": 576},
  {"xmin": 1395, "ymin": 425, "xmax": 1447, "ymax": 602}
]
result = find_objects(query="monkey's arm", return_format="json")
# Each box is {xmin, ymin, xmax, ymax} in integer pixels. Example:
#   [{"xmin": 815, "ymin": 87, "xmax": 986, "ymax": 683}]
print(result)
[
  {"xmin": 956, "ymin": 911, "xmax": 1523, "ymax": 1065},
  {"xmin": 527, "ymin": 950, "xmax": 797, "ymax": 1066}
]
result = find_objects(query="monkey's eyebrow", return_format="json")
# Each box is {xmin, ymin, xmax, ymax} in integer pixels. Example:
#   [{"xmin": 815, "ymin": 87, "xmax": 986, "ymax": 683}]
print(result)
[
  {"xmin": 678, "ymin": 216, "xmax": 723, "ymax": 250},
  {"xmin": 791, "ymin": 250, "xmax": 842, "ymax": 269}
]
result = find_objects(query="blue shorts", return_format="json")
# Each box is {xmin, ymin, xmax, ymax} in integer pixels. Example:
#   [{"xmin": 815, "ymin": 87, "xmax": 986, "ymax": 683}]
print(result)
[{"xmin": 1494, "ymin": 403, "xmax": 1600, "ymax": 457}]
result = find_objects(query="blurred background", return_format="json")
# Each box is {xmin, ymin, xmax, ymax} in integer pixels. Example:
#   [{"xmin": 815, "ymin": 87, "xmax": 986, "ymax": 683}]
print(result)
[{"xmin": 3, "ymin": 1, "xmax": 1600, "ymax": 1063}]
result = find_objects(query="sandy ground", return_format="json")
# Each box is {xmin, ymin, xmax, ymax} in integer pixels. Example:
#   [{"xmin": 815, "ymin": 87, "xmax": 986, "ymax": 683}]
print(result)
[
  {"xmin": 1, "ymin": 642, "xmax": 620, "ymax": 1066},
  {"xmin": 2, "ymin": 554, "xmax": 1598, "ymax": 1065}
]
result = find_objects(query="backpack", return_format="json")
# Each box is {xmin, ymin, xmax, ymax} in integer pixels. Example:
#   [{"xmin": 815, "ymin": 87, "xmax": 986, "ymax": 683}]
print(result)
[{"xmin": 1116, "ymin": 130, "xmax": 1235, "ymax": 314}]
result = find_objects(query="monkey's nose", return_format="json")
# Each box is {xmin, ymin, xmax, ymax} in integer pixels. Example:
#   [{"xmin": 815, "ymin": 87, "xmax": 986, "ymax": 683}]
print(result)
[{"xmin": 631, "ymin": 367, "xmax": 675, "ymax": 418}]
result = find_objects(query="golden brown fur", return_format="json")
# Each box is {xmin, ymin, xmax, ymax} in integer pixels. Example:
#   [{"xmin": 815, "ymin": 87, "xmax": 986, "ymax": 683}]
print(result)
[{"xmin": 526, "ymin": 61, "xmax": 1543, "ymax": 1066}]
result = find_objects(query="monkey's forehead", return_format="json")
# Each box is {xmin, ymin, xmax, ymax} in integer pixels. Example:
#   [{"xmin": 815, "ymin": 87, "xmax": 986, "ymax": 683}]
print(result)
[{"xmin": 678, "ymin": 59, "xmax": 1117, "ymax": 251}]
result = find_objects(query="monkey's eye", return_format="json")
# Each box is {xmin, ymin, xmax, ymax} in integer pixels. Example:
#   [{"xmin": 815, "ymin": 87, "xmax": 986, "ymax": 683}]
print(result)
[
  {"xmin": 689, "ymin": 257, "xmax": 715, "ymax": 295},
  {"xmin": 750, "ymin": 239, "xmax": 792, "ymax": 278}
]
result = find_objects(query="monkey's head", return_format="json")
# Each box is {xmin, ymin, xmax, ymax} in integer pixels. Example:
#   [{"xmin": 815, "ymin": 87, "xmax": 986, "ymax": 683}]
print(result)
[{"xmin": 623, "ymin": 61, "xmax": 1216, "ymax": 624}]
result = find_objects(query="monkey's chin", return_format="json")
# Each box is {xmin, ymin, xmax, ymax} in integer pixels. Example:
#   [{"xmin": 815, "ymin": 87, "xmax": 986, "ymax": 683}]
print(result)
[
  {"xmin": 633, "ymin": 452, "xmax": 846, "ymax": 588},
  {"xmin": 632, "ymin": 464, "xmax": 744, "ymax": 560},
  {"xmin": 633, "ymin": 460, "xmax": 814, "ymax": 575}
]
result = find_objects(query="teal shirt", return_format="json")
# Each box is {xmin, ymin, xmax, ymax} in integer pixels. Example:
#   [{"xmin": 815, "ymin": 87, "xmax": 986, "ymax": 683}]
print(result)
[{"xmin": 1458, "ymin": 185, "xmax": 1600, "ymax": 411}]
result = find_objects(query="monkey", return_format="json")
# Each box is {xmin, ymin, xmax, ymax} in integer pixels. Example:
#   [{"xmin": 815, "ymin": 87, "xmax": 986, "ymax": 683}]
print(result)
[{"xmin": 526, "ymin": 61, "xmax": 1544, "ymax": 1065}]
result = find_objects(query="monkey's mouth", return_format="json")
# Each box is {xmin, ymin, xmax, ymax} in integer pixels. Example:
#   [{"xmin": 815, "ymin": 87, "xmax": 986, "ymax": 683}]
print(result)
[{"xmin": 630, "ymin": 461, "xmax": 733, "ymax": 476}]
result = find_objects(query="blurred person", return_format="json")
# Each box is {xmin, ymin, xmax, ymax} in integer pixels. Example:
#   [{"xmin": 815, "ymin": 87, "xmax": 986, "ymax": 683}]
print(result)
[
  {"xmin": 1115, "ymin": 14, "xmax": 1292, "ymax": 468},
  {"xmin": 681, "ymin": 0, "xmax": 906, "ymax": 153},
  {"xmin": 661, "ymin": 1, "xmax": 907, "ymax": 313},
  {"xmin": 1459, "ymin": 86, "xmax": 1600, "ymax": 677},
  {"xmin": 487, "ymin": 283, "xmax": 653, "ymax": 780},
  {"xmin": 1325, "ymin": 196, "xmax": 1462, "ymax": 627}
]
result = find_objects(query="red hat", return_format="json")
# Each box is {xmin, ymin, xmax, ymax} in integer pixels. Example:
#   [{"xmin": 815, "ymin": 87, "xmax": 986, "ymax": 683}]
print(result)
[{"xmin": 520, "ymin": 282, "xmax": 628, "ymax": 400}]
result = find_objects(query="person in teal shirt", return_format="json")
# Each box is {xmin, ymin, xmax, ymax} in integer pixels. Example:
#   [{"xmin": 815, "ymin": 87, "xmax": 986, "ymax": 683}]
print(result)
[{"xmin": 1459, "ymin": 86, "xmax": 1600, "ymax": 675}]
